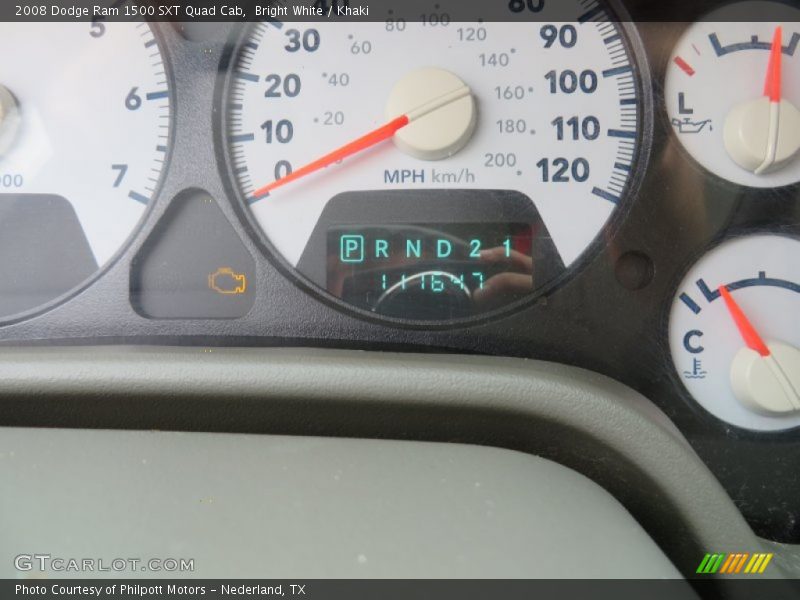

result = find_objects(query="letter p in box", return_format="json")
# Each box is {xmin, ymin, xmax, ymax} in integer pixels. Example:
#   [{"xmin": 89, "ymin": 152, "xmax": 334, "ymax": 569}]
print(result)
[{"xmin": 340, "ymin": 235, "xmax": 365, "ymax": 264}]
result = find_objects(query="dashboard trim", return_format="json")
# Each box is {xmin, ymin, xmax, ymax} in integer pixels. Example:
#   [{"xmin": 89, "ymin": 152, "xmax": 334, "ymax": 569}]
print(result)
[{"xmin": 0, "ymin": 345, "xmax": 777, "ymax": 583}]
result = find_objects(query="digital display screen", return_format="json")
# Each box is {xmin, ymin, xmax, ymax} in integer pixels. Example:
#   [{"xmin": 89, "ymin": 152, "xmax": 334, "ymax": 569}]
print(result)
[{"xmin": 327, "ymin": 223, "xmax": 535, "ymax": 319}]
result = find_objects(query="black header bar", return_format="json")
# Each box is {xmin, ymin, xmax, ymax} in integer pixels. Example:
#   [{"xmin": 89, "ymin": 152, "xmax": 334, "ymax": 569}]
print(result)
[
  {"xmin": 2, "ymin": 0, "xmax": 799, "ymax": 23},
  {"xmin": 5, "ymin": 579, "xmax": 800, "ymax": 600}
]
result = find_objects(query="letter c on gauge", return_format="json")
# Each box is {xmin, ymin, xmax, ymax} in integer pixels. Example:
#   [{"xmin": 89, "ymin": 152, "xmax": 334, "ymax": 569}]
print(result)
[{"xmin": 683, "ymin": 330, "xmax": 705, "ymax": 354}]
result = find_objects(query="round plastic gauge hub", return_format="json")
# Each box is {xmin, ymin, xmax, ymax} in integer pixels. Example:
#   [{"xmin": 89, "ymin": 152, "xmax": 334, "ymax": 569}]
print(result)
[{"xmin": 225, "ymin": 3, "xmax": 646, "ymax": 322}]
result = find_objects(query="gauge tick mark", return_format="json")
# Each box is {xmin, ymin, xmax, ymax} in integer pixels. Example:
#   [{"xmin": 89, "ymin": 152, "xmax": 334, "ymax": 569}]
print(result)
[
  {"xmin": 680, "ymin": 293, "xmax": 702, "ymax": 314},
  {"xmin": 577, "ymin": 6, "xmax": 603, "ymax": 23},
  {"xmin": 128, "ymin": 191, "xmax": 150, "ymax": 205},
  {"xmin": 608, "ymin": 128, "xmax": 637, "ymax": 139},
  {"xmin": 230, "ymin": 133, "xmax": 255, "ymax": 143},
  {"xmin": 235, "ymin": 71, "xmax": 259, "ymax": 83},
  {"xmin": 602, "ymin": 65, "xmax": 632, "ymax": 78},
  {"xmin": 674, "ymin": 56, "xmax": 696, "ymax": 76},
  {"xmin": 591, "ymin": 187, "xmax": 619, "ymax": 204},
  {"xmin": 146, "ymin": 90, "xmax": 169, "ymax": 101}
]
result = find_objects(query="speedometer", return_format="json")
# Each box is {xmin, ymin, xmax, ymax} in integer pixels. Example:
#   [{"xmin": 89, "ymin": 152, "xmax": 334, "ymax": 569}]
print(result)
[{"xmin": 224, "ymin": 3, "xmax": 646, "ymax": 321}]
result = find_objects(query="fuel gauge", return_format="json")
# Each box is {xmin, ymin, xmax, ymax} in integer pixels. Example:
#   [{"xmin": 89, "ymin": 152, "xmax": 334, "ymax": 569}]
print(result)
[
  {"xmin": 669, "ymin": 234, "xmax": 800, "ymax": 432},
  {"xmin": 665, "ymin": 1, "xmax": 800, "ymax": 188}
]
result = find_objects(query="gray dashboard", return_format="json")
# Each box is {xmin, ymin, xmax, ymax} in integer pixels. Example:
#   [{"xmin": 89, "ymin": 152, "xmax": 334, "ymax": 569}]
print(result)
[
  {"xmin": 0, "ymin": 347, "xmax": 789, "ymax": 581},
  {"xmin": 1, "ymin": 428, "xmax": 684, "ymax": 579}
]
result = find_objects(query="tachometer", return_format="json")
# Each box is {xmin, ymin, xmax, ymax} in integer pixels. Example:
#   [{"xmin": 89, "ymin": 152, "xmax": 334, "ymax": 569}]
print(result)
[
  {"xmin": 224, "ymin": 3, "xmax": 645, "ymax": 321},
  {"xmin": 0, "ymin": 22, "xmax": 171, "ymax": 320}
]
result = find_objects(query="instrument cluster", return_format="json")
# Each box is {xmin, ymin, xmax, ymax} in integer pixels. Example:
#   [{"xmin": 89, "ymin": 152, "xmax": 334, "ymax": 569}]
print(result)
[{"xmin": 0, "ymin": 1, "xmax": 798, "ymax": 541}]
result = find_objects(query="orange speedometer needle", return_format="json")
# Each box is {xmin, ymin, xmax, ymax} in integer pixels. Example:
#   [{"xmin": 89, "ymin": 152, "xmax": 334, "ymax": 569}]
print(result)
[
  {"xmin": 764, "ymin": 26, "xmax": 783, "ymax": 103},
  {"xmin": 719, "ymin": 285, "xmax": 771, "ymax": 357},
  {"xmin": 252, "ymin": 115, "xmax": 410, "ymax": 199}
]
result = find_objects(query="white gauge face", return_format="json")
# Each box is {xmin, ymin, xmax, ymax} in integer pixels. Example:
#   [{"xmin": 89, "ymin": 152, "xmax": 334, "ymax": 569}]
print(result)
[
  {"xmin": 0, "ymin": 22, "xmax": 171, "ymax": 268},
  {"xmin": 227, "ymin": 9, "xmax": 642, "ymax": 278},
  {"xmin": 669, "ymin": 235, "xmax": 800, "ymax": 432},
  {"xmin": 665, "ymin": 1, "xmax": 800, "ymax": 188}
]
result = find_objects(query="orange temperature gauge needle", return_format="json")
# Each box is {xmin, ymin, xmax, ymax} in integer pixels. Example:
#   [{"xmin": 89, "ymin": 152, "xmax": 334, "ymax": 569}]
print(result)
[
  {"xmin": 252, "ymin": 115, "xmax": 410, "ymax": 199},
  {"xmin": 719, "ymin": 285, "xmax": 771, "ymax": 357},
  {"xmin": 764, "ymin": 26, "xmax": 783, "ymax": 103}
]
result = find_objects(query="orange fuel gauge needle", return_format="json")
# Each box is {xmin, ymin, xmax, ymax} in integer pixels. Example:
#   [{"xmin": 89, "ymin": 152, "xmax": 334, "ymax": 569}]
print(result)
[
  {"xmin": 718, "ymin": 285, "xmax": 771, "ymax": 357},
  {"xmin": 251, "ymin": 115, "xmax": 410, "ymax": 199},
  {"xmin": 722, "ymin": 25, "xmax": 800, "ymax": 176},
  {"xmin": 764, "ymin": 26, "xmax": 783, "ymax": 103}
]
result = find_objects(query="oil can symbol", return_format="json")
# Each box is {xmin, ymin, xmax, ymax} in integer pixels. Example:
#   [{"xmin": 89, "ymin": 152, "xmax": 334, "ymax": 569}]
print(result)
[{"xmin": 671, "ymin": 117, "xmax": 713, "ymax": 134}]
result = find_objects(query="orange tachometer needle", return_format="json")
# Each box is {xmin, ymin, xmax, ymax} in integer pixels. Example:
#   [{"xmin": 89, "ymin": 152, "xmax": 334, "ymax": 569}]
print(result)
[
  {"xmin": 719, "ymin": 285, "xmax": 771, "ymax": 357},
  {"xmin": 764, "ymin": 26, "xmax": 783, "ymax": 103},
  {"xmin": 252, "ymin": 115, "xmax": 410, "ymax": 199}
]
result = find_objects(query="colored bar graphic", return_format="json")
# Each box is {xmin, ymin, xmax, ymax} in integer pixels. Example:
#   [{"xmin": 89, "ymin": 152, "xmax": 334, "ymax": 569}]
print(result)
[
  {"xmin": 734, "ymin": 553, "xmax": 749, "ymax": 573},
  {"xmin": 698, "ymin": 552, "xmax": 773, "ymax": 575},
  {"xmin": 696, "ymin": 553, "xmax": 725, "ymax": 574},
  {"xmin": 758, "ymin": 554, "xmax": 773, "ymax": 573},
  {"xmin": 720, "ymin": 553, "xmax": 736, "ymax": 573}
]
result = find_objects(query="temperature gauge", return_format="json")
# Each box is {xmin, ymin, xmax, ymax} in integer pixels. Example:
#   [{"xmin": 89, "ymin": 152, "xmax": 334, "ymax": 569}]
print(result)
[
  {"xmin": 665, "ymin": 1, "xmax": 800, "ymax": 188},
  {"xmin": 669, "ymin": 234, "xmax": 800, "ymax": 432}
]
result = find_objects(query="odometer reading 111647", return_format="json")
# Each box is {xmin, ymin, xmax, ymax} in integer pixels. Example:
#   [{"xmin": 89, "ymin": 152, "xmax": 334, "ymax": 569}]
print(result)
[{"xmin": 225, "ymin": 1, "xmax": 644, "ymax": 321}]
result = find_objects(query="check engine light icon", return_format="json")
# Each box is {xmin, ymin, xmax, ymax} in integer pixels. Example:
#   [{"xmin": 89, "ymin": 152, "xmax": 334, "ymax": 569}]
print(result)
[{"xmin": 208, "ymin": 268, "xmax": 247, "ymax": 295}]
